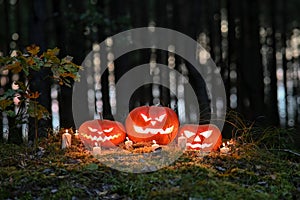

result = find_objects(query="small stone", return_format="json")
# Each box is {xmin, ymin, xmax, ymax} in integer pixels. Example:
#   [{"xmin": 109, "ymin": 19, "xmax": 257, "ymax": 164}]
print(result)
[
  {"xmin": 51, "ymin": 188, "xmax": 58, "ymax": 193},
  {"xmin": 257, "ymin": 181, "xmax": 267, "ymax": 186},
  {"xmin": 215, "ymin": 166, "xmax": 226, "ymax": 172}
]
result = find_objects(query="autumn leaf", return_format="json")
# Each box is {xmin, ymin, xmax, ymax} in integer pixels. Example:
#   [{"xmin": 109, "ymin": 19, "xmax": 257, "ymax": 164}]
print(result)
[
  {"xmin": 27, "ymin": 102, "xmax": 50, "ymax": 120},
  {"xmin": 25, "ymin": 91, "xmax": 40, "ymax": 99},
  {"xmin": 0, "ymin": 99, "xmax": 13, "ymax": 110},
  {"xmin": 41, "ymin": 47, "xmax": 60, "ymax": 64},
  {"xmin": 5, "ymin": 61, "xmax": 23, "ymax": 74},
  {"xmin": 36, "ymin": 104, "xmax": 51, "ymax": 119},
  {"xmin": 61, "ymin": 56, "xmax": 73, "ymax": 64},
  {"xmin": 26, "ymin": 44, "xmax": 40, "ymax": 56},
  {"xmin": 26, "ymin": 57, "xmax": 35, "ymax": 66},
  {"xmin": 28, "ymin": 57, "xmax": 44, "ymax": 71},
  {"xmin": 45, "ymin": 47, "xmax": 60, "ymax": 57},
  {"xmin": 58, "ymin": 79, "xmax": 64, "ymax": 85},
  {"xmin": 60, "ymin": 72, "xmax": 77, "ymax": 79},
  {"xmin": 43, "ymin": 62, "xmax": 52, "ymax": 68},
  {"xmin": 0, "ymin": 56, "xmax": 10, "ymax": 66}
]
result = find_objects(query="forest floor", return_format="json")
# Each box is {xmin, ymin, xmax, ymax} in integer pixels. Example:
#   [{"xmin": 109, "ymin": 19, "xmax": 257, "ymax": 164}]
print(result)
[{"xmin": 0, "ymin": 130, "xmax": 299, "ymax": 200}]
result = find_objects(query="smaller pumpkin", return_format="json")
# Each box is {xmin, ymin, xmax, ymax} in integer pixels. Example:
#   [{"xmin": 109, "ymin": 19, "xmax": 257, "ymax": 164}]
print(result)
[
  {"xmin": 125, "ymin": 106, "xmax": 179, "ymax": 145},
  {"xmin": 178, "ymin": 124, "xmax": 222, "ymax": 151},
  {"xmin": 79, "ymin": 119, "xmax": 126, "ymax": 148}
]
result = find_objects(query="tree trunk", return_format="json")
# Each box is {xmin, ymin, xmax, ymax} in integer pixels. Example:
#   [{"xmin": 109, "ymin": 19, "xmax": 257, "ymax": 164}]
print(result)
[
  {"xmin": 28, "ymin": 0, "xmax": 52, "ymax": 140},
  {"xmin": 269, "ymin": 0, "xmax": 279, "ymax": 125},
  {"xmin": 238, "ymin": 0, "xmax": 265, "ymax": 122}
]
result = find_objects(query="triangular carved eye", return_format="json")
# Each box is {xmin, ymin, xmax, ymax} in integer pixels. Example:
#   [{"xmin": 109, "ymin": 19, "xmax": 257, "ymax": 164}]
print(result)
[
  {"xmin": 155, "ymin": 114, "xmax": 166, "ymax": 122},
  {"xmin": 103, "ymin": 127, "xmax": 114, "ymax": 133},
  {"xmin": 200, "ymin": 130, "xmax": 213, "ymax": 138},
  {"xmin": 184, "ymin": 130, "xmax": 196, "ymax": 138},
  {"xmin": 141, "ymin": 113, "xmax": 151, "ymax": 122},
  {"xmin": 88, "ymin": 127, "xmax": 98, "ymax": 132}
]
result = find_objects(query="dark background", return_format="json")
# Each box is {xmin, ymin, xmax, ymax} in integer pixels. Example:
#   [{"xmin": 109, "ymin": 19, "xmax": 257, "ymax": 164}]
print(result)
[{"xmin": 1, "ymin": 0, "xmax": 300, "ymax": 140}]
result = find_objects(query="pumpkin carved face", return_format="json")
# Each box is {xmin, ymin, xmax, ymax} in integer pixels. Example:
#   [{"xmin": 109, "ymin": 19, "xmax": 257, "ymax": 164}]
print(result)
[
  {"xmin": 79, "ymin": 119, "xmax": 126, "ymax": 148},
  {"xmin": 125, "ymin": 106, "xmax": 179, "ymax": 145},
  {"xmin": 178, "ymin": 124, "xmax": 222, "ymax": 151}
]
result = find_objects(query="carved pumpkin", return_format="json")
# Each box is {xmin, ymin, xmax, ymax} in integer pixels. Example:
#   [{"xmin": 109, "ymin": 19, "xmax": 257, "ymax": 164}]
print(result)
[
  {"xmin": 178, "ymin": 124, "xmax": 222, "ymax": 151},
  {"xmin": 78, "ymin": 119, "xmax": 126, "ymax": 148},
  {"xmin": 125, "ymin": 106, "xmax": 179, "ymax": 145}
]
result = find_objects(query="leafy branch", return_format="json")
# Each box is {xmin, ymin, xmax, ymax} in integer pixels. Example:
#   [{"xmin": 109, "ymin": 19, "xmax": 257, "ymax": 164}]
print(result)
[{"xmin": 0, "ymin": 45, "xmax": 82, "ymax": 142}]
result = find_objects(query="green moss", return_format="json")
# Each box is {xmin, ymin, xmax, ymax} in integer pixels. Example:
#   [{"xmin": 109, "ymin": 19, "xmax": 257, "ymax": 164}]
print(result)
[{"xmin": 0, "ymin": 133, "xmax": 299, "ymax": 200}]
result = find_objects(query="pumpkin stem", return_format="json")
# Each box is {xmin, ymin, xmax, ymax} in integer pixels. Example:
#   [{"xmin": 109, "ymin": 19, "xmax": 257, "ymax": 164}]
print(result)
[
  {"xmin": 99, "ymin": 112, "xmax": 103, "ymax": 120},
  {"xmin": 154, "ymin": 102, "xmax": 161, "ymax": 107}
]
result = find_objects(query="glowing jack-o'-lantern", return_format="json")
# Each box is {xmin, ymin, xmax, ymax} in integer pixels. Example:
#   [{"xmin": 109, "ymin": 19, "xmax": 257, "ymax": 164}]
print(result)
[
  {"xmin": 125, "ymin": 106, "xmax": 179, "ymax": 145},
  {"xmin": 78, "ymin": 119, "xmax": 126, "ymax": 148},
  {"xmin": 178, "ymin": 124, "xmax": 222, "ymax": 151}
]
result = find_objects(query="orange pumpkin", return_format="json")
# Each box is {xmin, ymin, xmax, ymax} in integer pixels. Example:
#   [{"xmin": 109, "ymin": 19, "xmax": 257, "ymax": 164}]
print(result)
[
  {"xmin": 78, "ymin": 119, "xmax": 126, "ymax": 148},
  {"xmin": 125, "ymin": 106, "xmax": 179, "ymax": 145},
  {"xmin": 178, "ymin": 124, "xmax": 222, "ymax": 151}
]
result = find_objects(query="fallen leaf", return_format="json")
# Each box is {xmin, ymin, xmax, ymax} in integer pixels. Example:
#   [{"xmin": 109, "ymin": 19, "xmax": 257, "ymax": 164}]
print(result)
[{"xmin": 270, "ymin": 174, "xmax": 276, "ymax": 180}]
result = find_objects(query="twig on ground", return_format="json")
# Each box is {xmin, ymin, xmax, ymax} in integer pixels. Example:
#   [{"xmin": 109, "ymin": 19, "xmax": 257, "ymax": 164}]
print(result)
[{"xmin": 268, "ymin": 149, "xmax": 300, "ymax": 157}]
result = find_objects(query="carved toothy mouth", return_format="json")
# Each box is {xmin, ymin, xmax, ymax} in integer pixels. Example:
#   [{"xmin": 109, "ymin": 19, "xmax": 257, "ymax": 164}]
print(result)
[
  {"xmin": 133, "ymin": 125, "xmax": 174, "ymax": 134},
  {"xmin": 81, "ymin": 132, "xmax": 122, "ymax": 142},
  {"xmin": 186, "ymin": 143, "xmax": 213, "ymax": 149}
]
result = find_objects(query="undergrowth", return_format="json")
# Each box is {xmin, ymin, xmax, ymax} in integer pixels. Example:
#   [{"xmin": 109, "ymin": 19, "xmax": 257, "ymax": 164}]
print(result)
[
  {"xmin": 0, "ymin": 118, "xmax": 299, "ymax": 199},
  {"xmin": 225, "ymin": 110, "xmax": 299, "ymax": 151}
]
